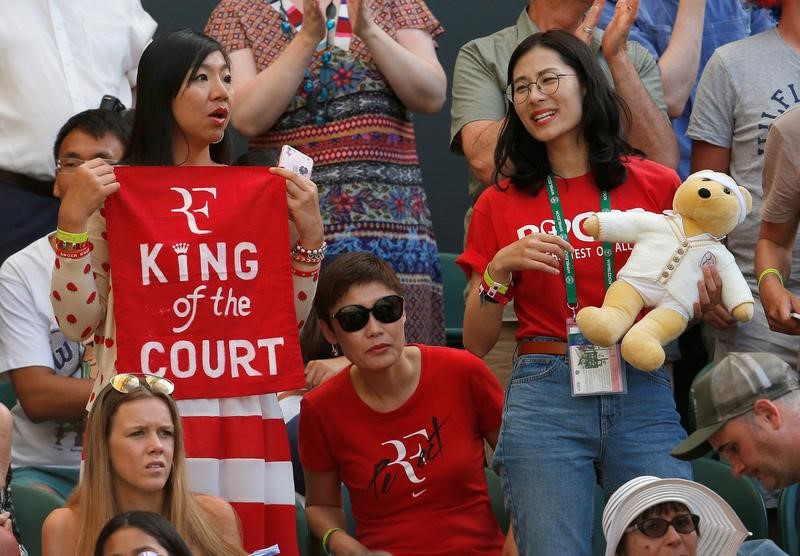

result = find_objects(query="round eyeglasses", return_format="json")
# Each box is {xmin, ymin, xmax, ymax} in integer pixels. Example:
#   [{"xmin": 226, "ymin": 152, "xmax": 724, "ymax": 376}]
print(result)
[
  {"xmin": 505, "ymin": 72, "xmax": 577, "ymax": 104},
  {"xmin": 625, "ymin": 513, "xmax": 700, "ymax": 538},
  {"xmin": 56, "ymin": 157, "xmax": 117, "ymax": 174},
  {"xmin": 330, "ymin": 295, "xmax": 405, "ymax": 333}
]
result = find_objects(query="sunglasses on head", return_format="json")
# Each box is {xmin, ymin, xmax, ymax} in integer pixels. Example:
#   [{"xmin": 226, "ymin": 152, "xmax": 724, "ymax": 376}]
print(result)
[
  {"xmin": 626, "ymin": 513, "xmax": 700, "ymax": 538},
  {"xmin": 110, "ymin": 373, "xmax": 175, "ymax": 396},
  {"xmin": 330, "ymin": 294, "xmax": 404, "ymax": 333}
]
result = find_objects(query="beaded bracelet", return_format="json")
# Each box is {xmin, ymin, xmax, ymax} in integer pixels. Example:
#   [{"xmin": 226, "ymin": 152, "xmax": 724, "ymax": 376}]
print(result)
[
  {"xmin": 56, "ymin": 227, "xmax": 89, "ymax": 244},
  {"xmin": 321, "ymin": 527, "xmax": 342, "ymax": 556},
  {"xmin": 290, "ymin": 241, "xmax": 327, "ymax": 264},
  {"xmin": 757, "ymin": 267, "xmax": 784, "ymax": 288}
]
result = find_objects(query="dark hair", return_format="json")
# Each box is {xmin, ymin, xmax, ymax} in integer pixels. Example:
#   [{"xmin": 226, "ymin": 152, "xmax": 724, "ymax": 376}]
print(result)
[
  {"xmin": 235, "ymin": 149, "xmax": 280, "ymax": 167},
  {"xmin": 124, "ymin": 29, "xmax": 232, "ymax": 165},
  {"xmin": 494, "ymin": 30, "xmax": 639, "ymax": 195},
  {"xmin": 313, "ymin": 252, "xmax": 403, "ymax": 325},
  {"xmin": 93, "ymin": 511, "xmax": 193, "ymax": 556},
  {"xmin": 53, "ymin": 109, "xmax": 132, "ymax": 161}
]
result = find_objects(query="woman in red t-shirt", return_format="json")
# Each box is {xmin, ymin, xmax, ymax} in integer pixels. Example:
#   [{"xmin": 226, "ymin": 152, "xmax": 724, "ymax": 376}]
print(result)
[
  {"xmin": 299, "ymin": 252, "xmax": 509, "ymax": 556},
  {"xmin": 458, "ymin": 30, "xmax": 691, "ymax": 556}
]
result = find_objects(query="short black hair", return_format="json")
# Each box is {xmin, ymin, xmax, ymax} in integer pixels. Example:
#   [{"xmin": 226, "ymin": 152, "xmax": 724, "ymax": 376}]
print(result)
[{"xmin": 53, "ymin": 108, "xmax": 131, "ymax": 161}]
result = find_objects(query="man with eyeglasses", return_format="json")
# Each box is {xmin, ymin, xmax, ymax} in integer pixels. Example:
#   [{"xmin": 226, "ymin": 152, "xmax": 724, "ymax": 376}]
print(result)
[
  {"xmin": 0, "ymin": 1, "xmax": 154, "ymax": 267},
  {"xmin": 449, "ymin": 0, "xmax": 678, "ymax": 386},
  {"xmin": 0, "ymin": 109, "xmax": 129, "ymax": 501}
]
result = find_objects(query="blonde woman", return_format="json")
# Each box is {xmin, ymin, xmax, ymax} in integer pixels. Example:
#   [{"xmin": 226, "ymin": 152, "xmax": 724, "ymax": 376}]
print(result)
[{"xmin": 42, "ymin": 375, "xmax": 247, "ymax": 556}]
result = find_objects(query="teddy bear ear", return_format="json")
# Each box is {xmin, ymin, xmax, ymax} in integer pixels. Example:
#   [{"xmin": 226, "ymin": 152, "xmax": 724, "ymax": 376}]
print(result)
[{"xmin": 739, "ymin": 186, "xmax": 753, "ymax": 215}]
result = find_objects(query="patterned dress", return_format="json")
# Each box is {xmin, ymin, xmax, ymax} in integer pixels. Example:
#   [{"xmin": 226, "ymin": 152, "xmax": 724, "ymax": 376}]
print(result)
[{"xmin": 207, "ymin": 0, "xmax": 445, "ymax": 345}]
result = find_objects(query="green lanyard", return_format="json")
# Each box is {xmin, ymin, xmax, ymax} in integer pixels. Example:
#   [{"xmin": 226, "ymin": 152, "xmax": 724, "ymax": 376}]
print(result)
[{"xmin": 545, "ymin": 174, "xmax": 614, "ymax": 314}]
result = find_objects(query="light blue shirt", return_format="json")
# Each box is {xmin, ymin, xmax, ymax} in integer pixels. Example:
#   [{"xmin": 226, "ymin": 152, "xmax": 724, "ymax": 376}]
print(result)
[{"xmin": 599, "ymin": 0, "xmax": 775, "ymax": 178}]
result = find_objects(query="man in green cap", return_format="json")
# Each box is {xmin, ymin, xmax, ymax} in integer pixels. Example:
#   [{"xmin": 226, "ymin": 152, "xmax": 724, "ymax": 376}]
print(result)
[{"xmin": 672, "ymin": 352, "xmax": 800, "ymax": 490}]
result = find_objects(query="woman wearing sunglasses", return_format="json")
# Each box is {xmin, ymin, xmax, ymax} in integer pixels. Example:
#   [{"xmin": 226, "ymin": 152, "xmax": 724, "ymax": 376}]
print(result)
[
  {"xmin": 603, "ymin": 476, "xmax": 786, "ymax": 556},
  {"xmin": 42, "ymin": 374, "xmax": 247, "ymax": 556},
  {"xmin": 50, "ymin": 29, "xmax": 323, "ymax": 554},
  {"xmin": 457, "ymin": 30, "xmax": 691, "ymax": 555},
  {"xmin": 299, "ymin": 252, "xmax": 509, "ymax": 555}
]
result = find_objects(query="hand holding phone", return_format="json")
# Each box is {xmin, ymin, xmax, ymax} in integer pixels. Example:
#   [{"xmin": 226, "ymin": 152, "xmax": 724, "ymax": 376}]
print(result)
[{"xmin": 278, "ymin": 145, "xmax": 314, "ymax": 179}]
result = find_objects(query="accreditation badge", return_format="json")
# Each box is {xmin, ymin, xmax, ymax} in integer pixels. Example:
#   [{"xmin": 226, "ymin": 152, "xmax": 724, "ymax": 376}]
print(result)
[{"xmin": 566, "ymin": 318, "xmax": 626, "ymax": 396}]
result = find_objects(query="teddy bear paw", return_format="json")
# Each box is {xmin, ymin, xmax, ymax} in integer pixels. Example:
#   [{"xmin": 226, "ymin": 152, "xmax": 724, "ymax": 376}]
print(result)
[
  {"xmin": 621, "ymin": 332, "xmax": 665, "ymax": 372},
  {"xmin": 576, "ymin": 307, "xmax": 625, "ymax": 347}
]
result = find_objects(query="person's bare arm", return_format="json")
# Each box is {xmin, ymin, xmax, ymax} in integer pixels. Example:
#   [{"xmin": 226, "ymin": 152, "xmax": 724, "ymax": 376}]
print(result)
[
  {"xmin": 757, "ymin": 219, "xmax": 800, "ymax": 334},
  {"xmin": 9, "ymin": 367, "xmax": 91, "ymax": 423},
  {"xmin": 657, "ymin": 0, "xmax": 706, "ymax": 117},
  {"xmin": 690, "ymin": 140, "xmax": 730, "ymax": 174},
  {"xmin": 227, "ymin": 0, "xmax": 325, "ymax": 136},
  {"xmin": 460, "ymin": 120, "xmax": 507, "ymax": 187},
  {"xmin": 304, "ymin": 469, "xmax": 371, "ymax": 556},
  {"xmin": 602, "ymin": 0, "xmax": 679, "ymax": 168},
  {"xmin": 196, "ymin": 494, "xmax": 245, "ymax": 549},
  {"xmin": 349, "ymin": 0, "xmax": 446, "ymax": 114},
  {"xmin": 42, "ymin": 508, "xmax": 78, "ymax": 556}
]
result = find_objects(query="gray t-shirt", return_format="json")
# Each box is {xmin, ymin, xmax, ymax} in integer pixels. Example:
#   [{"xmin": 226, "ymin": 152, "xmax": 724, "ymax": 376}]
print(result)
[{"xmin": 688, "ymin": 28, "xmax": 800, "ymax": 363}]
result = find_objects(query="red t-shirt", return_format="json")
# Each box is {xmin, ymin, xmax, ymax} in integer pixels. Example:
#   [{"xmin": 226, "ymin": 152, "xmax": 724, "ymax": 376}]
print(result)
[
  {"xmin": 458, "ymin": 157, "xmax": 680, "ymax": 340},
  {"xmin": 299, "ymin": 345, "xmax": 505, "ymax": 556}
]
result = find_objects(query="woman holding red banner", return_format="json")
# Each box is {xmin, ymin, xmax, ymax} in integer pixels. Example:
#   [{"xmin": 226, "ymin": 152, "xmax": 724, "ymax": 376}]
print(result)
[{"xmin": 50, "ymin": 29, "xmax": 323, "ymax": 555}]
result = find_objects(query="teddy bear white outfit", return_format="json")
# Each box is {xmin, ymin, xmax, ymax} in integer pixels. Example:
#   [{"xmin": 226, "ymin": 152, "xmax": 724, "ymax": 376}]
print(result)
[{"xmin": 595, "ymin": 211, "xmax": 753, "ymax": 320}]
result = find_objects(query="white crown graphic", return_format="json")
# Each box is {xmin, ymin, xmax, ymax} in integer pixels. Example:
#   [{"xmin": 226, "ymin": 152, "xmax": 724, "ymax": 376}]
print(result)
[{"xmin": 172, "ymin": 242, "xmax": 190, "ymax": 255}]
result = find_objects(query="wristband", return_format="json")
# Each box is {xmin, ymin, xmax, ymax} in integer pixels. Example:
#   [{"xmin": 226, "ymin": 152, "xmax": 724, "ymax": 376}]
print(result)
[
  {"xmin": 479, "ymin": 277, "xmax": 513, "ymax": 306},
  {"xmin": 55, "ymin": 244, "xmax": 92, "ymax": 259},
  {"xmin": 483, "ymin": 264, "xmax": 512, "ymax": 294},
  {"xmin": 321, "ymin": 527, "xmax": 343, "ymax": 555},
  {"xmin": 291, "ymin": 241, "xmax": 327, "ymax": 264},
  {"xmin": 56, "ymin": 228, "xmax": 89, "ymax": 244},
  {"xmin": 291, "ymin": 264, "xmax": 321, "ymax": 278},
  {"xmin": 757, "ymin": 267, "xmax": 784, "ymax": 288}
]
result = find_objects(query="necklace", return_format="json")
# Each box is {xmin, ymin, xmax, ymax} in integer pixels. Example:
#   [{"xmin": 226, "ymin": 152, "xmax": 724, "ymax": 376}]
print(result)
[{"xmin": 276, "ymin": 0, "xmax": 339, "ymax": 125}]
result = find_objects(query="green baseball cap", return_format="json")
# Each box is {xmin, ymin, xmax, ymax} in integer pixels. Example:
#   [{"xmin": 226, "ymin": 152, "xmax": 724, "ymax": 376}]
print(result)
[{"xmin": 672, "ymin": 352, "xmax": 800, "ymax": 460}]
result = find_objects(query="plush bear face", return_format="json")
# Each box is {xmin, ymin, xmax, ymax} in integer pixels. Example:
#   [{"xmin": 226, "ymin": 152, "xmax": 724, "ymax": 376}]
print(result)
[{"xmin": 672, "ymin": 170, "xmax": 753, "ymax": 238}]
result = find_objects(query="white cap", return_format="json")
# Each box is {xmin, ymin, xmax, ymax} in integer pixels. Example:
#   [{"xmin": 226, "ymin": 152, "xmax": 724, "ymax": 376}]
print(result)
[
  {"xmin": 687, "ymin": 170, "xmax": 747, "ymax": 225},
  {"xmin": 602, "ymin": 476, "xmax": 749, "ymax": 556}
]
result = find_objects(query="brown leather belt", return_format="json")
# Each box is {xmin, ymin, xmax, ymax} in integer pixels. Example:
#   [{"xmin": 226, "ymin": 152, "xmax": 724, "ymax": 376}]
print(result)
[
  {"xmin": 517, "ymin": 341, "xmax": 568, "ymax": 356},
  {"xmin": 0, "ymin": 169, "xmax": 54, "ymax": 197}
]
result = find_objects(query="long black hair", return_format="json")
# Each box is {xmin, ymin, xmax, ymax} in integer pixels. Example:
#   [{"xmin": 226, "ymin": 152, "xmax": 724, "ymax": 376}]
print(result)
[
  {"xmin": 124, "ymin": 29, "xmax": 232, "ymax": 165},
  {"xmin": 93, "ymin": 511, "xmax": 193, "ymax": 556},
  {"xmin": 494, "ymin": 30, "xmax": 639, "ymax": 194}
]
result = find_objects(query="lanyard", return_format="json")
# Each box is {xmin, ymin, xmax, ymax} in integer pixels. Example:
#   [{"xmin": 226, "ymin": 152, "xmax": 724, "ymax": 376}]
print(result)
[{"xmin": 545, "ymin": 174, "xmax": 614, "ymax": 314}]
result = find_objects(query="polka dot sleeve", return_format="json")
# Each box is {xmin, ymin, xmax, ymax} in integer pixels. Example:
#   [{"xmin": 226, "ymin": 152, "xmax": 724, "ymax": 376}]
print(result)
[
  {"xmin": 50, "ymin": 209, "xmax": 110, "ymax": 342},
  {"xmin": 291, "ymin": 265, "xmax": 318, "ymax": 331}
]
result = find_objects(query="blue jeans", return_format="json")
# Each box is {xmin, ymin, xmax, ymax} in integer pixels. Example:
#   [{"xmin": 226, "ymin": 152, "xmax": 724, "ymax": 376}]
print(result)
[{"xmin": 493, "ymin": 349, "xmax": 691, "ymax": 556}]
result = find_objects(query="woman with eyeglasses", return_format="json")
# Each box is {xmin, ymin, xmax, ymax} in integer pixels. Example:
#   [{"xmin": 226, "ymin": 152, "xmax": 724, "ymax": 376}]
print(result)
[
  {"xmin": 50, "ymin": 29, "xmax": 323, "ymax": 554},
  {"xmin": 458, "ymin": 30, "xmax": 691, "ymax": 555},
  {"xmin": 42, "ymin": 375, "xmax": 247, "ymax": 556},
  {"xmin": 298, "ymin": 251, "xmax": 509, "ymax": 555},
  {"xmin": 603, "ymin": 476, "xmax": 787, "ymax": 556},
  {"xmin": 94, "ymin": 511, "xmax": 193, "ymax": 556}
]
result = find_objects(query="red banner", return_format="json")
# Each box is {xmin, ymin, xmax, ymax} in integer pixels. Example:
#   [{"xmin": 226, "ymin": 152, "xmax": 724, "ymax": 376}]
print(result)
[{"xmin": 106, "ymin": 166, "xmax": 305, "ymax": 400}]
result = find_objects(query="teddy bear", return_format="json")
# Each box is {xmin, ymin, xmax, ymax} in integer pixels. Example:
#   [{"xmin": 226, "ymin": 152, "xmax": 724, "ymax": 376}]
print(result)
[{"xmin": 575, "ymin": 170, "xmax": 754, "ymax": 371}]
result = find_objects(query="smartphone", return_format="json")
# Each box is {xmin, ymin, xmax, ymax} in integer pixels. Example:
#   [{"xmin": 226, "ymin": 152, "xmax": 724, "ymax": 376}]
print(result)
[
  {"xmin": 791, "ymin": 312, "xmax": 800, "ymax": 320},
  {"xmin": 278, "ymin": 145, "xmax": 314, "ymax": 179}
]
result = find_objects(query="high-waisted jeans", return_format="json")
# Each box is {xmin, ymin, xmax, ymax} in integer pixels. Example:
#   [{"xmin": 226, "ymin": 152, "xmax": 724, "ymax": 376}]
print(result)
[{"xmin": 492, "ymin": 346, "xmax": 691, "ymax": 556}]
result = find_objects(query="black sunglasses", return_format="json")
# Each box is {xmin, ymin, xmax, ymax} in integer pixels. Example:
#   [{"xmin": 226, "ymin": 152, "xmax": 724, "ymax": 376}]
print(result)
[
  {"xmin": 330, "ymin": 295, "xmax": 404, "ymax": 332},
  {"xmin": 626, "ymin": 514, "xmax": 700, "ymax": 538}
]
